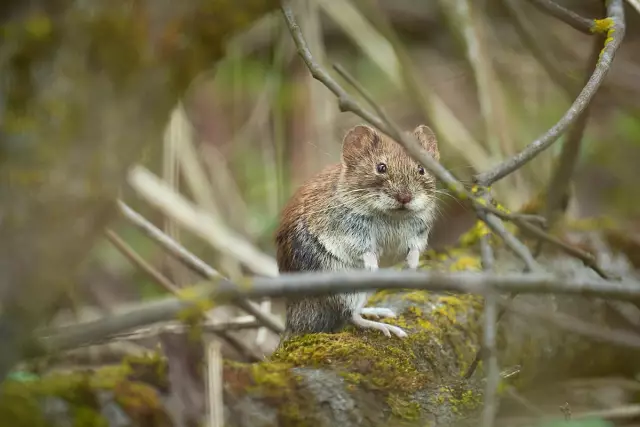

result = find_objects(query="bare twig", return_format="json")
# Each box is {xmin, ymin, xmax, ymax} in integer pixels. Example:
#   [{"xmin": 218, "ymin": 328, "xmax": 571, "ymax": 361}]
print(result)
[
  {"xmin": 481, "ymin": 211, "xmax": 540, "ymax": 272},
  {"xmin": 504, "ymin": 0, "xmax": 576, "ymax": 99},
  {"xmin": 103, "ymin": 229, "xmax": 262, "ymax": 361},
  {"xmin": 117, "ymin": 201, "xmax": 222, "ymax": 279},
  {"xmin": 481, "ymin": 287, "xmax": 499, "ymax": 427},
  {"xmin": 117, "ymin": 201, "xmax": 284, "ymax": 334},
  {"xmin": 626, "ymin": 0, "xmax": 640, "ymax": 15},
  {"xmin": 39, "ymin": 270, "xmax": 640, "ymax": 351},
  {"xmin": 205, "ymin": 337, "xmax": 224, "ymax": 427},
  {"xmin": 438, "ymin": 0, "xmax": 514, "ymax": 159},
  {"xmin": 127, "ymin": 165, "xmax": 279, "ymax": 277},
  {"xmin": 104, "ymin": 318, "xmax": 262, "ymax": 343},
  {"xmin": 512, "ymin": 217, "xmax": 612, "ymax": 279},
  {"xmin": 480, "ymin": 225, "xmax": 499, "ymax": 427},
  {"xmin": 475, "ymin": 0, "xmax": 625, "ymax": 186},
  {"xmin": 544, "ymin": 33, "xmax": 603, "ymax": 225},
  {"xmin": 526, "ymin": 0, "xmax": 596, "ymax": 34},
  {"xmin": 104, "ymin": 229, "xmax": 178, "ymax": 294},
  {"xmin": 480, "ymin": 235, "xmax": 495, "ymax": 272}
]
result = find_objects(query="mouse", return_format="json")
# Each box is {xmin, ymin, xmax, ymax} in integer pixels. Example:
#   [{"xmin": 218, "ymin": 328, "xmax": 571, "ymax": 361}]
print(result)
[{"xmin": 275, "ymin": 124, "xmax": 440, "ymax": 340}]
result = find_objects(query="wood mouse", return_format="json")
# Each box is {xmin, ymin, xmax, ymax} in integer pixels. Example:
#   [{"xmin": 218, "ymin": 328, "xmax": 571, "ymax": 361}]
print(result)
[{"xmin": 275, "ymin": 124, "xmax": 440, "ymax": 339}]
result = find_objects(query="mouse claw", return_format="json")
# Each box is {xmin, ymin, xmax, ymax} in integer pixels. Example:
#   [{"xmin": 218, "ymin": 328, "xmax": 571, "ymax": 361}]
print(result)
[
  {"xmin": 352, "ymin": 314, "xmax": 408, "ymax": 338},
  {"xmin": 360, "ymin": 307, "xmax": 397, "ymax": 319}
]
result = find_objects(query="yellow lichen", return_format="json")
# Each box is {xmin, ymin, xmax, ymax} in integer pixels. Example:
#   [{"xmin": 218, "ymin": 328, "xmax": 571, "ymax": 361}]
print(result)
[
  {"xmin": 175, "ymin": 287, "xmax": 216, "ymax": 342},
  {"xmin": 458, "ymin": 220, "xmax": 491, "ymax": 248},
  {"xmin": 448, "ymin": 256, "xmax": 481, "ymax": 272},
  {"xmin": 591, "ymin": 17, "xmax": 614, "ymax": 34}
]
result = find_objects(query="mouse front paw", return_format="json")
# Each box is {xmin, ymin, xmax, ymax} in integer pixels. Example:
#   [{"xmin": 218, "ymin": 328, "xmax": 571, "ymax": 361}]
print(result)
[
  {"xmin": 406, "ymin": 248, "xmax": 420, "ymax": 270},
  {"xmin": 360, "ymin": 307, "xmax": 397, "ymax": 319}
]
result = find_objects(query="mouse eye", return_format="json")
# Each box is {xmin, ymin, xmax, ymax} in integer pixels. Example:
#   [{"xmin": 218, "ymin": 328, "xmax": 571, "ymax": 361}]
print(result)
[
  {"xmin": 376, "ymin": 163, "xmax": 387, "ymax": 174},
  {"xmin": 418, "ymin": 166, "xmax": 425, "ymax": 175}
]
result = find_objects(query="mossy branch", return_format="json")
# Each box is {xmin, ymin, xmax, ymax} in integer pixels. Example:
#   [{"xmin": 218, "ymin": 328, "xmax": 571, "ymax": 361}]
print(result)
[{"xmin": 10, "ymin": 241, "xmax": 640, "ymax": 426}]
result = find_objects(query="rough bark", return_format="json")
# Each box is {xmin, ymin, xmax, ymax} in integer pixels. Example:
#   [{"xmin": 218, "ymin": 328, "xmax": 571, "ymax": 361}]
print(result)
[{"xmin": 0, "ymin": 0, "xmax": 280, "ymax": 380}]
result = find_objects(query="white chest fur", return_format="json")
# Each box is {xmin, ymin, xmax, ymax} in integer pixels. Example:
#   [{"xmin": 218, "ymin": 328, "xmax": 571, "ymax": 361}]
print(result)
[{"xmin": 317, "ymin": 210, "xmax": 430, "ymax": 269}]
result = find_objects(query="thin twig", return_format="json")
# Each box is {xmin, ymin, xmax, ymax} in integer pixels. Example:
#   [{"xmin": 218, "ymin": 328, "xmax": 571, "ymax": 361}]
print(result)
[
  {"xmin": 545, "ymin": 33, "xmax": 603, "ymax": 225},
  {"xmin": 117, "ymin": 201, "xmax": 284, "ymax": 334},
  {"xmin": 626, "ymin": 0, "xmax": 640, "ymax": 15},
  {"xmin": 475, "ymin": 0, "xmax": 625, "ymax": 186},
  {"xmin": 103, "ymin": 229, "xmax": 262, "ymax": 361},
  {"xmin": 481, "ymin": 287, "xmax": 499, "ymax": 427},
  {"xmin": 512, "ymin": 217, "xmax": 612, "ymax": 279},
  {"xmin": 39, "ymin": 270, "xmax": 640, "ymax": 352},
  {"xmin": 526, "ymin": 0, "xmax": 597, "ymax": 34},
  {"xmin": 480, "ymin": 235, "xmax": 495, "ymax": 272},
  {"xmin": 504, "ymin": 0, "xmax": 575, "ymax": 99},
  {"xmin": 205, "ymin": 336, "xmax": 224, "ymax": 427},
  {"xmin": 104, "ymin": 229, "xmax": 179, "ymax": 294},
  {"xmin": 480, "ymin": 223, "xmax": 499, "ymax": 427},
  {"xmin": 128, "ymin": 165, "xmax": 279, "ymax": 278},
  {"xmin": 105, "ymin": 318, "xmax": 262, "ymax": 343},
  {"xmin": 481, "ymin": 211, "xmax": 540, "ymax": 272},
  {"xmin": 507, "ymin": 0, "xmax": 638, "ymax": 114}
]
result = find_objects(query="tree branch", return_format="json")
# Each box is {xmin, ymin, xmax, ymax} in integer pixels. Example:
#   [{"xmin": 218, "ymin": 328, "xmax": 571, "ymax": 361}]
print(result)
[
  {"xmin": 38, "ymin": 269, "xmax": 640, "ymax": 352},
  {"xmin": 474, "ymin": 0, "xmax": 625, "ymax": 186},
  {"xmin": 526, "ymin": 0, "xmax": 597, "ymax": 34},
  {"xmin": 103, "ymin": 229, "xmax": 263, "ymax": 362},
  {"xmin": 116, "ymin": 201, "xmax": 284, "ymax": 334},
  {"xmin": 544, "ymin": 33, "xmax": 603, "ymax": 225},
  {"xmin": 512, "ymin": 217, "xmax": 612, "ymax": 279},
  {"xmin": 480, "ymin": 228, "xmax": 499, "ymax": 427}
]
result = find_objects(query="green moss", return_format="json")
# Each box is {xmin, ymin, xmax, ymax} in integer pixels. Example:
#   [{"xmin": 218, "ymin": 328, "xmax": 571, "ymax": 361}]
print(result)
[
  {"xmin": 0, "ymin": 356, "xmax": 171, "ymax": 427},
  {"xmin": 386, "ymin": 393, "xmax": 421, "ymax": 421},
  {"xmin": 113, "ymin": 381, "xmax": 167, "ymax": 426},
  {"xmin": 433, "ymin": 385, "xmax": 482, "ymax": 415},
  {"xmin": 272, "ymin": 332, "xmax": 429, "ymax": 393},
  {"xmin": 225, "ymin": 360, "xmax": 313, "ymax": 427},
  {"xmin": 123, "ymin": 351, "xmax": 169, "ymax": 392}
]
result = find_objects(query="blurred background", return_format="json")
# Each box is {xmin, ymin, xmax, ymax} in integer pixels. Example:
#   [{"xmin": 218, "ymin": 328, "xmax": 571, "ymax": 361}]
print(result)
[{"xmin": 66, "ymin": 0, "xmax": 640, "ymax": 360}]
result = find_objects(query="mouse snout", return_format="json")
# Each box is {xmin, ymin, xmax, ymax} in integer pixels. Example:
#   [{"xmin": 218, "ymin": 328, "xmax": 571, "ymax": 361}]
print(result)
[{"xmin": 395, "ymin": 192, "xmax": 413, "ymax": 205}]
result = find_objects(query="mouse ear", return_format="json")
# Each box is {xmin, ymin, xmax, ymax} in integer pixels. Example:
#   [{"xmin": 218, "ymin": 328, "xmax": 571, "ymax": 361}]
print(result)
[
  {"xmin": 341, "ymin": 124, "xmax": 379, "ymax": 165},
  {"xmin": 413, "ymin": 125, "xmax": 439, "ymax": 162}
]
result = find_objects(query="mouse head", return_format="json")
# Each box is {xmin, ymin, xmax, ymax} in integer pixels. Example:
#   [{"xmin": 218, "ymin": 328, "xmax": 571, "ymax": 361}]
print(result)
[{"xmin": 339, "ymin": 124, "xmax": 439, "ymax": 215}]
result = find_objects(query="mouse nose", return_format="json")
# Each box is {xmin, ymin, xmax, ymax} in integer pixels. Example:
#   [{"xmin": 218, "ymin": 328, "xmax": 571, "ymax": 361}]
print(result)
[{"xmin": 395, "ymin": 193, "xmax": 413, "ymax": 204}]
